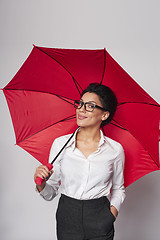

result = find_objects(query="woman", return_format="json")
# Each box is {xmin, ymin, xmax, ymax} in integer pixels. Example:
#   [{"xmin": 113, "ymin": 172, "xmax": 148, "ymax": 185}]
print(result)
[{"xmin": 34, "ymin": 83, "xmax": 126, "ymax": 240}]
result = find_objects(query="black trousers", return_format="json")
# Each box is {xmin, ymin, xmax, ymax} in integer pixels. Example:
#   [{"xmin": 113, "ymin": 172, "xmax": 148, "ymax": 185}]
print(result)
[{"xmin": 56, "ymin": 194, "xmax": 115, "ymax": 240}]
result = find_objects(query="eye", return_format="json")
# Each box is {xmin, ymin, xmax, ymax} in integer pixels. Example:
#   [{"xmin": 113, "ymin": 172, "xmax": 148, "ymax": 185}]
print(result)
[
  {"xmin": 74, "ymin": 100, "xmax": 83, "ymax": 108},
  {"xmin": 87, "ymin": 103, "xmax": 95, "ymax": 109},
  {"xmin": 78, "ymin": 101, "xmax": 83, "ymax": 106}
]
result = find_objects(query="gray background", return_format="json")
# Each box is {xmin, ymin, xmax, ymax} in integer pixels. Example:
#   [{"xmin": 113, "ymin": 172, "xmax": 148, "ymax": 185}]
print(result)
[{"xmin": 0, "ymin": 1, "xmax": 159, "ymax": 240}]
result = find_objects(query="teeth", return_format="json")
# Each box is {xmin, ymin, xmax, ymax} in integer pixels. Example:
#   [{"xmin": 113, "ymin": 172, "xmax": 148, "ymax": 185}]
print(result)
[{"xmin": 79, "ymin": 116, "xmax": 86, "ymax": 119}]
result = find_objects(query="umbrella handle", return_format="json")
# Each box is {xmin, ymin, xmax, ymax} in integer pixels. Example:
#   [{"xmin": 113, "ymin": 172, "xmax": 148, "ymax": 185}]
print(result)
[{"xmin": 35, "ymin": 163, "xmax": 53, "ymax": 185}]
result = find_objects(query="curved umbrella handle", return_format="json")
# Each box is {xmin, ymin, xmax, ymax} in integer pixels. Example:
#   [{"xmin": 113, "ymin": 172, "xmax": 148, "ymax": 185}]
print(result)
[{"xmin": 35, "ymin": 163, "xmax": 53, "ymax": 185}]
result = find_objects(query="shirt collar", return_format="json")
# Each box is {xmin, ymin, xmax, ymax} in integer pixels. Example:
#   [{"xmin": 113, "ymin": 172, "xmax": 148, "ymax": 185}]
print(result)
[
  {"xmin": 65, "ymin": 127, "xmax": 80, "ymax": 150},
  {"xmin": 66, "ymin": 127, "xmax": 106, "ymax": 150},
  {"xmin": 98, "ymin": 129, "xmax": 106, "ymax": 147}
]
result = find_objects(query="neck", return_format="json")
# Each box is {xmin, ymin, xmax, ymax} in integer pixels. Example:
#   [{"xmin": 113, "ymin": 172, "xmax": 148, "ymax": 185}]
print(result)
[{"xmin": 77, "ymin": 126, "xmax": 101, "ymax": 142}]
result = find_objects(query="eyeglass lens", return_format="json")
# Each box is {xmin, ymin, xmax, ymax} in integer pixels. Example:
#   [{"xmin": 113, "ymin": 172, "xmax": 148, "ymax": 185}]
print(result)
[{"xmin": 74, "ymin": 101, "xmax": 95, "ymax": 112}]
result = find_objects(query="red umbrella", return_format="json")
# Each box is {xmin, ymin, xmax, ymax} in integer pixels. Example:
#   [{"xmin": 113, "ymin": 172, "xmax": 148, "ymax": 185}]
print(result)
[{"xmin": 2, "ymin": 45, "xmax": 160, "ymax": 187}]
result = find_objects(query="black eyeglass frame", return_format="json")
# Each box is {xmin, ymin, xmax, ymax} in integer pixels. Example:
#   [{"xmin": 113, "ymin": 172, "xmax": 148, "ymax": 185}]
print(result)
[{"xmin": 74, "ymin": 100, "xmax": 107, "ymax": 112}]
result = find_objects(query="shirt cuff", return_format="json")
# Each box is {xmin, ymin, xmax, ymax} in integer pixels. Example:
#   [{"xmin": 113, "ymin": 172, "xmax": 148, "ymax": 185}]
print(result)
[
  {"xmin": 110, "ymin": 193, "xmax": 126, "ymax": 212},
  {"xmin": 35, "ymin": 183, "xmax": 56, "ymax": 201},
  {"xmin": 110, "ymin": 200, "xmax": 120, "ymax": 212}
]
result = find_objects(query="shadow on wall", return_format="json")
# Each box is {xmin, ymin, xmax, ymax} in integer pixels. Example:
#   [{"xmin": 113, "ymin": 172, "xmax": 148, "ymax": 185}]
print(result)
[{"xmin": 114, "ymin": 170, "xmax": 160, "ymax": 240}]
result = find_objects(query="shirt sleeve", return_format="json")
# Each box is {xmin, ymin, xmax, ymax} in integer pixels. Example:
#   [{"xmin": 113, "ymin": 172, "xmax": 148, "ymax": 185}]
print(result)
[
  {"xmin": 110, "ymin": 146, "xmax": 126, "ymax": 212},
  {"xmin": 38, "ymin": 138, "xmax": 61, "ymax": 201}
]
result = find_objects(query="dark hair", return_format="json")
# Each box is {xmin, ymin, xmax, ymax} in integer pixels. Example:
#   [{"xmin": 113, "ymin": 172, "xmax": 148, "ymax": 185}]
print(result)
[{"xmin": 81, "ymin": 83, "xmax": 117, "ymax": 126}]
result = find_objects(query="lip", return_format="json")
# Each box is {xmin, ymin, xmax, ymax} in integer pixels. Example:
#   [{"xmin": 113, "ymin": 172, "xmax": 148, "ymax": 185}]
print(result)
[{"xmin": 78, "ymin": 114, "xmax": 87, "ymax": 120}]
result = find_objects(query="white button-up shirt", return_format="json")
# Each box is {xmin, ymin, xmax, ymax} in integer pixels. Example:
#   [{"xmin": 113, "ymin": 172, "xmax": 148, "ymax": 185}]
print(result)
[{"xmin": 39, "ymin": 128, "xmax": 126, "ymax": 212}]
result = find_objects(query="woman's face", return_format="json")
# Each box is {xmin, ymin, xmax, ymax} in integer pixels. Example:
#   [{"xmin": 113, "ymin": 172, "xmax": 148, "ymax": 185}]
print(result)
[{"xmin": 76, "ymin": 92, "xmax": 109, "ymax": 128}]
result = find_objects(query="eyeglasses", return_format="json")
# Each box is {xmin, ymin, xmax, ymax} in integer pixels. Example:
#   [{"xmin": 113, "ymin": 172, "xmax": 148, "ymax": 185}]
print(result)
[{"xmin": 74, "ymin": 100, "xmax": 106, "ymax": 112}]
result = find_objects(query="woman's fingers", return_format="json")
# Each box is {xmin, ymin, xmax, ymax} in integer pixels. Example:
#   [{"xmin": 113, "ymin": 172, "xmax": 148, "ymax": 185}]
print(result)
[
  {"xmin": 45, "ymin": 170, "xmax": 53, "ymax": 180},
  {"xmin": 34, "ymin": 166, "xmax": 54, "ymax": 181},
  {"xmin": 39, "ymin": 167, "xmax": 50, "ymax": 178},
  {"xmin": 34, "ymin": 167, "xmax": 47, "ymax": 180},
  {"xmin": 44, "ymin": 169, "xmax": 54, "ymax": 181}
]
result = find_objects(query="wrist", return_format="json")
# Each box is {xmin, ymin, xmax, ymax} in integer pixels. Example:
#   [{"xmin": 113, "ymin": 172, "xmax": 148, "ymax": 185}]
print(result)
[
  {"xmin": 36, "ymin": 181, "xmax": 46, "ymax": 192},
  {"xmin": 110, "ymin": 205, "xmax": 118, "ymax": 218}
]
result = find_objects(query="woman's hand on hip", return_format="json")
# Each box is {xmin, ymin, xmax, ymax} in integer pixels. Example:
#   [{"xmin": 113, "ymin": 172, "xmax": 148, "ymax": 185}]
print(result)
[{"xmin": 110, "ymin": 205, "xmax": 118, "ymax": 219}]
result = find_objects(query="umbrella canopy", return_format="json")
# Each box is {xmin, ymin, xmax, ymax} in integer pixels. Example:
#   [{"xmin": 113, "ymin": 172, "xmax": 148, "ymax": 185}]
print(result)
[{"xmin": 3, "ymin": 45, "xmax": 160, "ymax": 187}]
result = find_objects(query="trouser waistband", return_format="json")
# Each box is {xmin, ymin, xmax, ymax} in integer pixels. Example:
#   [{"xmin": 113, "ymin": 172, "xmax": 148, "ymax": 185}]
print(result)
[{"xmin": 60, "ymin": 194, "xmax": 110, "ymax": 208}]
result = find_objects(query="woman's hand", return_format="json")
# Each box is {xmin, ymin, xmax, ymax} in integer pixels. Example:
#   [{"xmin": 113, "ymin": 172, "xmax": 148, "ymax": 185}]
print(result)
[
  {"xmin": 110, "ymin": 205, "xmax": 118, "ymax": 219},
  {"xmin": 34, "ymin": 165, "xmax": 53, "ymax": 192}
]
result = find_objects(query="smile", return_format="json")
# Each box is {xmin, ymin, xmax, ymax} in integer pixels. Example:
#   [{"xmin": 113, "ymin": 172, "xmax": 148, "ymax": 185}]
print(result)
[{"xmin": 78, "ymin": 115, "xmax": 88, "ymax": 120}]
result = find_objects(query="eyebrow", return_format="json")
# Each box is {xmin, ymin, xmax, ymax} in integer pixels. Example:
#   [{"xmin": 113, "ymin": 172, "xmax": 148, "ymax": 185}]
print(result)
[{"xmin": 80, "ymin": 99, "xmax": 97, "ymax": 104}]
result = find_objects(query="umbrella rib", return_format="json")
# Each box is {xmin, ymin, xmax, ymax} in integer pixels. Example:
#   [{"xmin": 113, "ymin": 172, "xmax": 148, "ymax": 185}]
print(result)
[
  {"xmin": 109, "ymin": 122, "xmax": 128, "ymax": 131},
  {"xmin": 35, "ymin": 46, "xmax": 83, "ymax": 96},
  {"xmin": 100, "ymin": 48, "xmax": 106, "ymax": 85},
  {"xmin": 4, "ymin": 88, "xmax": 159, "ymax": 107},
  {"xmin": 73, "ymin": 78, "xmax": 84, "ymax": 94},
  {"xmin": 16, "ymin": 114, "xmax": 76, "ymax": 145},
  {"xmin": 107, "ymin": 120, "xmax": 160, "ymax": 168},
  {"xmin": 3, "ymin": 88, "xmax": 78, "ymax": 102},
  {"xmin": 54, "ymin": 94, "xmax": 75, "ymax": 105},
  {"xmin": 118, "ymin": 102, "xmax": 159, "ymax": 107}
]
